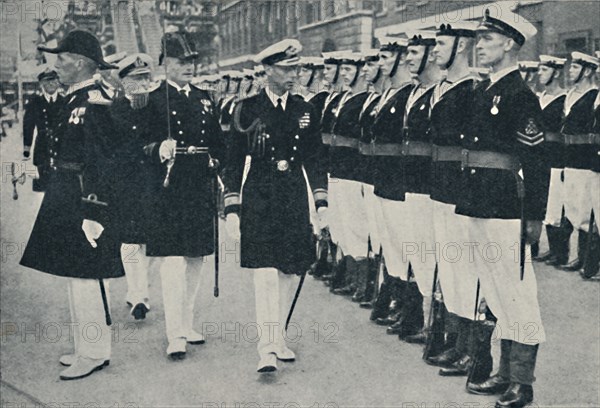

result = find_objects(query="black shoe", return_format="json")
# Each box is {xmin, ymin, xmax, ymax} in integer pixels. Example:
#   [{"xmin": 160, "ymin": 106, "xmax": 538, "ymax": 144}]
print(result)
[
  {"xmin": 351, "ymin": 289, "xmax": 366, "ymax": 303},
  {"xmin": 359, "ymin": 300, "xmax": 374, "ymax": 309},
  {"xmin": 467, "ymin": 375, "xmax": 511, "ymax": 396},
  {"xmin": 532, "ymin": 250, "xmax": 552, "ymax": 262},
  {"xmin": 495, "ymin": 383, "xmax": 534, "ymax": 408},
  {"xmin": 425, "ymin": 348, "xmax": 460, "ymax": 368},
  {"xmin": 561, "ymin": 258, "xmax": 583, "ymax": 271},
  {"xmin": 439, "ymin": 355, "xmax": 471, "ymax": 376},
  {"xmin": 386, "ymin": 318, "xmax": 405, "ymax": 334},
  {"xmin": 131, "ymin": 303, "xmax": 149, "ymax": 320},
  {"xmin": 403, "ymin": 330, "xmax": 427, "ymax": 344},
  {"xmin": 332, "ymin": 284, "xmax": 354, "ymax": 295},
  {"xmin": 544, "ymin": 255, "xmax": 561, "ymax": 266},
  {"xmin": 376, "ymin": 311, "xmax": 401, "ymax": 326}
]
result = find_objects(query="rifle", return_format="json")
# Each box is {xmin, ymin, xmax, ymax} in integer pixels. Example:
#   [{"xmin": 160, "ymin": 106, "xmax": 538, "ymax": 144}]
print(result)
[{"xmin": 423, "ymin": 264, "xmax": 446, "ymax": 360}]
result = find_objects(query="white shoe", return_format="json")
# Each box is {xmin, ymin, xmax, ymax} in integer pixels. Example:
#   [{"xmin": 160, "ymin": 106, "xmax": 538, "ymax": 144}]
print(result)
[
  {"xmin": 59, "ymin": 353, "xmax": 78, "ymax": 367},
  {"xmin": 59, "ymin": 356, "xmax": 109, "ymax": 380},
  {"xmin": 167, "ymin": 337, "xmax": 187, "ymax": 361},
  {"xmin": 257, "ymin": 353, "xmax": 277, "ymax": 373},
  {"xmin": 275, "ymin": 346, "xmax": 296, "ymax": 362},
  {"xmin": 186, "ymin": 330, "xmax": 205, "ymax": 345}
]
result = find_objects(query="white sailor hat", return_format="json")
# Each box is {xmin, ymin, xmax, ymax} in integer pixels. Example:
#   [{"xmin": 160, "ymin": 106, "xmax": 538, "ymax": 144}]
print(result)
[
  {"xmin": 378, "ymin": 36, "xmax": 408, "ymax": 51},
  {"xmin": 298, "ymin": 56, "xmax": 325, "ymax": 69},
  {"xmin": 242, "ymin": 69, "xmax": 255, "ymax": 78},
  {"xmin": 518, "ymin": 61, "xmax": 539, "ymax": 71},
  {"xmin": 477, "ymin": 2, "xmax": 537, "ymax": 46},
  {"xmin": 322, "ymin": 51, "xmax": 346, "ymax": 64},
  {"xmin": 406, "ymin": 31, "xmax": 437, "ymax": 47},
  {"xmin": 337, "ymin": 51, "xmax": 364, "ymax": 65},
  {"xmin": 254, "ymin": 39, "xmax": 302, "ymax": 66},
  {"xmin": 436, "ymin": 22, "xmax": 478, "ymax": 38},
  {"xmin": 571, "ymin": 52, "xmax": 599, "ymax": 68},
  {"xmin": 539, "ymin": 55, "xmax": 567, "ymax": 69},
  {"xmin": 221, "ymin": 70, "xmax": 243, "ymax": 79},
  {"xmin": 105, "ymin": 51, "xmax": 128, "ymax": 65},
  {"xmin": 117, "ymin": 53, "xmax": 153, "ymax": 78},
  {"xmin": 363, "ymin": 49, "xmax": 381, "ymax": 62},
  {"xmin": 254, "ymin": 64, "xmax": 266, "ymax": 75}
]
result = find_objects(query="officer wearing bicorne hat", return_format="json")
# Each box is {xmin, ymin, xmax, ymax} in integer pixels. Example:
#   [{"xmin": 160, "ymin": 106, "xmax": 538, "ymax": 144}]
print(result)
[
  {"xmin": 533, "ymin": 55, "xmax": 571, "ymax": 267},
  {"xmin": 560, "ymin": 51, "xmax": 599, "ymax": 276},
  {"xmin": 20, "ymin": 29, "xmax": 124, "ymax": 380},
  {"xmin": 23, "ymin": 67, "xmax": 64, "ymax": 191},
  {"xmin": 462, "ymin": 5, "xmax": 549, "ymax": 407},
  {"xmin": 143, "ymin": 30, "xmax": 226, "ymax": 360},
  {"xmin": 110, "ymin": 53, "xmax": 157, "ymax": 320},
  {"xmin": 223, "ymin": 39, "xmax": 328, "ymax": 373}
]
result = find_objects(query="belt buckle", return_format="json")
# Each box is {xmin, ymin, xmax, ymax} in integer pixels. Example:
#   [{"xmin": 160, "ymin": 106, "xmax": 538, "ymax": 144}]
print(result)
[
  {"xmin": 461, "ymin": 149, "xmax": 469, "ymax": 171},
  {"xmin": 277, "ymin": 160, "xmax": 289, "ymax": 172}
]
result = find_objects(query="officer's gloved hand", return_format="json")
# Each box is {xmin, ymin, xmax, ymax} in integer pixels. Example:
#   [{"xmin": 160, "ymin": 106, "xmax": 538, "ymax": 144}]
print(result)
[
  {"xmin": 526, "ymin": 220, "xmax": 543, "ymax": 244},
  {"xmin": 159, "ymin": 139, "xmax": 177, "ymax": 163},
  {"xmin": 225, "ymin": 213, "xmax": 240, "ymax": 241},
  {"xmin": 82, "ymin": 219, "xmax": 104, "ymax": 248},
  {"xmin": 316, "ymin": 206, "xmax": 329, "ymax": 231}
]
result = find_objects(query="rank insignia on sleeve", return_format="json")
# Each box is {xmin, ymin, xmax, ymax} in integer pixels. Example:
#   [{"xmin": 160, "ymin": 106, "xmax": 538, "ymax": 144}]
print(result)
[
  {"xmin": 299, "ymin": 113, "xmax": 311, "ymax": 128},
  {"xmin": 516, "ymin": 118, "xmax": 544, "ymax": 146}
]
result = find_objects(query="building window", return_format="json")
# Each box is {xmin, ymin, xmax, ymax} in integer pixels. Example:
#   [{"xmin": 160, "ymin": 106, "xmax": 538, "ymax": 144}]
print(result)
[
  {"xmin": 395, "ymin": 0, "xmax": 407, "ymax": 12},
  {"xmin": 560, "ymin": 30, "xmax": 592, "ymax": 54}
]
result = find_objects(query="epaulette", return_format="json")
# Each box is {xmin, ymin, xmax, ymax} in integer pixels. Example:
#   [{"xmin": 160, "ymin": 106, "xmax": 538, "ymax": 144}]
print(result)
[{"xmin": 87, "ymin": 89, "xmax": 113, "ymax": 105}]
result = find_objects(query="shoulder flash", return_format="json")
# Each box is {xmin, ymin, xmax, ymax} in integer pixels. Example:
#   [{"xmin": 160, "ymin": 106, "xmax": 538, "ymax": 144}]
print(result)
[{"xmin": 87, "ymin": 89, "xmax": 112, "ymax": 105}]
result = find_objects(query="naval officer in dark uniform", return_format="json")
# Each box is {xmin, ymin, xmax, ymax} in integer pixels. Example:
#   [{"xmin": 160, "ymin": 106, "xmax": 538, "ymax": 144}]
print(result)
[
  {"xmin": 144, "ymin": 31, "xmax": 226, "ymax": 360},
  {"xmin": 223, "ymin": 39, "xmax": 328, "ymax": 373},
  {"xmin": 462, "ymin": 7, "xmax": 549, "ymax": 408},
  {"xmin": 22, "ymin": 68, "xmax": 64, "ymax": 191},
  {"xmin": 20, "ymin": 30, "xmax": 123, "ymax": 380}
]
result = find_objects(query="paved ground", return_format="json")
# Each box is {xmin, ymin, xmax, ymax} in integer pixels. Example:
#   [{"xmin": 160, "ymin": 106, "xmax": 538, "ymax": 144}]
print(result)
[{"xmin": 1, "ymin": 127, "xmax": 599, "ymax": 408}]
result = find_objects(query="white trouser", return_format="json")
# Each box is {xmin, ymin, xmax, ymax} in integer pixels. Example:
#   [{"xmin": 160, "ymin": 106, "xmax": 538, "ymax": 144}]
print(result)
[
  {"xmin": 159, "ymin": 256, "xmax": 203, "ymax": 343},
  {"xmin": 380, "ymin": 193, "xmax": 436, "ymax": 296},
  {"xmin": 544, "ymin": 168, "xmax": 566, "ymax": 227},
  {"xmin": 327, "ymin": 178, "xmax": 370, "ymax": 258},
  {"xmin": 67, "ymin": 277, "xmax": 112, "ymax": 360},
  {"xmin": 254, "ymin": 268, "xmax": 298, "ymax": 358},
  {"xmin": 122, "ymin": 244, "xmax": 150, "ymax": 306},
  {"xmin": 362, "ymin": 184, "xmax": 382, "ymax": 252},
  {"xmin": 563, "ymin": 168, "xmax": 599, "ymax": 231},
  {"xmin": 434, "ymin": 206, "xmax": 479, "ymax": 320},
  {"xmin": 468, "ymin": 217, "xmax": 546, "ymax": 345},
  {"xmin": 377, "ymin": 196, "xmax": 407, "ymax": 279}
]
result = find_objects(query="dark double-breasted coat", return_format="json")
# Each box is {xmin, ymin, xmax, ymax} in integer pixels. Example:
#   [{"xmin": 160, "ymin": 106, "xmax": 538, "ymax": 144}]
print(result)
[
  {"xmin": 224, "ymin": 89, "xmax": 328, "ymax": 275},
  {"xmin": 144, "ymin": 82, "xmax": 226, "ymax": 257},
  {"xmin": 22, "ymin": 93, "xmax": 65, "ymax": 191},
  {"xmin": 429, "ymin": 78, "xmax": 476, "ymax": 205},
  {"xmin": 20, "ymin": 80, "xmax": 125, "ymax": 279},
  {"xmin": 456, "ymin": 70, "xmax": 549, "ymax": 221}
]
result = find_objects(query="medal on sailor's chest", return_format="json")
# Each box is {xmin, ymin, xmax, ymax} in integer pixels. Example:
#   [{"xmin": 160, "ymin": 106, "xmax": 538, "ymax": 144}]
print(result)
[{"xmin": 491, "ymin": 95, "xmax": 501, "ymax": 115}]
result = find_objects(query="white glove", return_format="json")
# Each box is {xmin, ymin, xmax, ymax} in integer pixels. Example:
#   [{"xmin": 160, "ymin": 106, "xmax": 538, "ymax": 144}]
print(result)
[
  {"xmin": 316, "ymin": 206, "xmax": 329, "ymax": 230},
  {"xmin": 159, "ymin": 139, "xmax": 177, "ymax": 163},
  {"xmin": 225, "ymin": 213, "xmax": 240, "ymax": 241},
  {"xmin": 82, "ymin": 219, "xmax": 104, "ymax": 248}
]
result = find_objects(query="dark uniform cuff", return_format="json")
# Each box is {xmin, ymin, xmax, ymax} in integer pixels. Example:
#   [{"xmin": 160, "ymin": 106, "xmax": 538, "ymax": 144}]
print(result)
[
  {"xmin": 313, "ymin": 188, "xmax": 328, "ymax": 209},
  {"xmin": 82, "ymin": 194, "xmax": 110, "ymax": 225},
  {"xmin": 224, "ymin": 192, "xmax": 241, "ymax": 216}
]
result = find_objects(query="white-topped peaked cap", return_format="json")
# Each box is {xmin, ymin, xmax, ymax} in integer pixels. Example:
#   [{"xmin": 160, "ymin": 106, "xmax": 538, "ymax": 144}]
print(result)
[
  {"xmin": 117, "ymin": 53, "xmax": 153, "ymax": 78},
  {"xmin": 477, "ymin": 1, "xmax": 537, "ymax": 46},
  {"xmin": 254, "ymin": 39, "xmax": 302, "ymax": 66}
]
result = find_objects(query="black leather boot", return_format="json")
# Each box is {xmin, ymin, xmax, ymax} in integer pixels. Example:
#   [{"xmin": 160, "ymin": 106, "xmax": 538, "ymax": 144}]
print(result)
[
  {"xmin": 581, "ymin": 231, "xmax": 600, "ymax": 279},
  {"xmin": 369, "ymin": 272, "xmax": 392, "ymax": 321},
  {"xmin": 495, "ymin": 383, "xmax": 534, "ymax": 408},
  {"xmin": 561, "ymin": 230, "xmax": 586, "ymax": 271},
  {"xmin": 535, "ymin": 225, "xmax": 558, "ymax": 262},
  {"xmin": 351, "ymin": 259, "xmax": 369, "ymax": 302}
]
